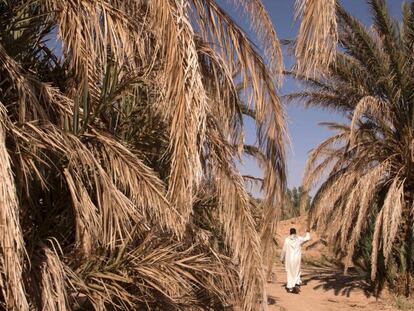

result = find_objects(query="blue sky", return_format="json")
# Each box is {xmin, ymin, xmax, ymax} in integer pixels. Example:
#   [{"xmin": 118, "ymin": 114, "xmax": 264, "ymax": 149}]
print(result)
[{"xmin": 234, "ymin": 0, "xmax": 406, "ymax": 191}]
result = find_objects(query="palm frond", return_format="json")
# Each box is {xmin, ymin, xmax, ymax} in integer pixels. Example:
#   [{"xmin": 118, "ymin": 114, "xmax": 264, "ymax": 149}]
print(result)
[
  {"xmin": 294, "ymin": 0, "xmax": 338, "ymax": 77},
  {"xmin": 0, "ymin": 107, "xmax": 28, "ymax": 310}
]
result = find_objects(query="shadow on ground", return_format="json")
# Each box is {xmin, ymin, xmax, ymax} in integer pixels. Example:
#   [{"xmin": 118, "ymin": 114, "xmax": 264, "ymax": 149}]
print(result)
[{"xmin": 300, "ymin": 268, "xmax": 374, "ymax": 298}]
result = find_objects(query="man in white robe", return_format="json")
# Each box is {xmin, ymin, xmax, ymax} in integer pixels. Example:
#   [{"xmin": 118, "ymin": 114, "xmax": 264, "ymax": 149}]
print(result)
[{"xmin": 280, "ymin": 228, "xmax": 311, "ymax": 293}]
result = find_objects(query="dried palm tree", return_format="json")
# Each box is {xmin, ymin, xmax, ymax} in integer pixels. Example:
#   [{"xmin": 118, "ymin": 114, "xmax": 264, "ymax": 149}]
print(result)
[
  {"xmin": 0, "ymin": 0, "xmax": 337, "ymax": 310},
  {"xmin": 290, "ymin": 0, "xmax": 414, "ymax": 296}
]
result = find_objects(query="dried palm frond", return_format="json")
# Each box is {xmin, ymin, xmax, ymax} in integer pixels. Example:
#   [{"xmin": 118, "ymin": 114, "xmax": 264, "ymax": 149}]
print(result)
[
  {"xmin": 64, "ymin": 170, "xmax": 101, "ymax": 256},
  {"xmin": 40, "ymin": 242, "xmax": 70, "ymax": 311},
  {"xmin": 295, "ymin": 0, "xmax": 338, "ymax": 77},
  {"xmin": 0, "ymin": 107, "xmax": 28, "ymax": 310},
  {"xmin": 207, "ymin": 117, "xmax": 265, "ymax": 310},
  {"xmin": 382, "ymin": 178, "xmax": 405, "ymax": 263},
  {"xmin": 349, "ymin": 96, "xmax": 392, "ymax": 146},
  {"xmin": 0, "ymin": 0, "xmax": 299, "ymax": 308},
  {"xmin": 292, "ymin": 0, "xmax": 414, "ymax": 292},
  {"xmin": 89, "ymin": 130, "xmax": 183, "ymax": 234},
  {"xmin": 371, "ymin": 208, "xmax": 384, "ymax": 281},
  {"xmin": 68, "ymin": 234, "xmax": 238, "ymax": 310},
  {"xmin": 149, "ymin": 0, "xmax": 208, "ymax": 224},
  {"xmin": 343, "ymin": 162, "xmax": 389, "ymax": 271},
  {"xmin": 228, "ymin": 0, "xmax": 284, "ymax": 81}
]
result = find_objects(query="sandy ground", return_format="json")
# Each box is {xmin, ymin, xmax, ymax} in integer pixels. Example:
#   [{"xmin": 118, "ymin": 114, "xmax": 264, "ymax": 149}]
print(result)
[
  {"xmin": 267, "ymin": 216, "xmax": 399, "ymax": 311},
  {"xmin": 266, "ymin": 264, "xmax": 397, "ymax": 311}
]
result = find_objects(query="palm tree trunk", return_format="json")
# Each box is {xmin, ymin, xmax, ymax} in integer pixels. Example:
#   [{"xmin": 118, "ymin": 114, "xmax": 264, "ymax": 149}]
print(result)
[{"xmin": 405, "ymin": 227, "xmax": 413, "ymax": 298}]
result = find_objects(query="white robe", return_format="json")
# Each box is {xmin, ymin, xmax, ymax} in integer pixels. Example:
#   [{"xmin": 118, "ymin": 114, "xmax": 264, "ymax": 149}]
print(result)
[{"xmin": 280, "ymin": 233, "xmax": 311, "ymax": 289}]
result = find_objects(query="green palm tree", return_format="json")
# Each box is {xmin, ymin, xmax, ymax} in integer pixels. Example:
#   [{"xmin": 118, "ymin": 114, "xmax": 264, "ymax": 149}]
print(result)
[
  {"xmin": 0, "ymin": 0, "xmax": 337, "ymax": 309},
  {"xmin": 291, "ymin": 0, "xmax": 414, "ymax": 296}
]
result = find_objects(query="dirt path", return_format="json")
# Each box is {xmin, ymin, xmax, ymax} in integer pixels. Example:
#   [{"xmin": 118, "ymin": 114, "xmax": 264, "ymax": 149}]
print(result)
[{"xmin": 266, "ymin": 263, "xmax": 397, "ymax": 311}]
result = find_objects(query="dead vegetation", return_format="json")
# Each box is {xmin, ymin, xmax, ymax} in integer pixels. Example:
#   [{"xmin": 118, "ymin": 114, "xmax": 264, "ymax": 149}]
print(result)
[{"xmin": 0, "ymin": 0, "xmax": 337, "ymax": 310}]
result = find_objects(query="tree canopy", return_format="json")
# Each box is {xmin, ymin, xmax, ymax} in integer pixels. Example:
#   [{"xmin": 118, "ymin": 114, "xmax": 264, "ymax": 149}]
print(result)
[{"xmin": 292, "ymin": 0, "xmax": 414, "ymax": 295}]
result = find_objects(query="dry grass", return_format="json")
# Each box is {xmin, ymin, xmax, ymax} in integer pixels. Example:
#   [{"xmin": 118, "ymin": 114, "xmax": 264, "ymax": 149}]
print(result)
[{"xmin": 395, "ymin": 296, "xmax": 414, "ymax": 310}]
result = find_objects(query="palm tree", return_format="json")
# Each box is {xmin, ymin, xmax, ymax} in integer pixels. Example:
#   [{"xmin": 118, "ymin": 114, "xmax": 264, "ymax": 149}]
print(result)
[
  {"xmin": 291, "ymin": 0, "xmax": 414, "ymax": 296},
  {"xmin": 283, "ymin": 187, "xmax": 310, "ymax": 219},
  {"xmin": 0, "ymin": 0, "xmax": 337, "ymax": 309}
]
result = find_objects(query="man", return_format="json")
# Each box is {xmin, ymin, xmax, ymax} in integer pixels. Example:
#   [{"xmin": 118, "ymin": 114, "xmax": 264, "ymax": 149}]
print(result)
[{"xmin": 280, "ymin": 228, "xmax": 311, "ymax": 293}]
